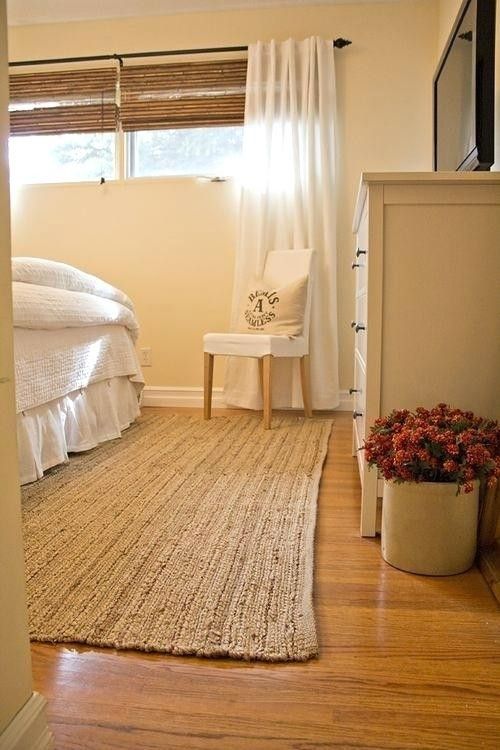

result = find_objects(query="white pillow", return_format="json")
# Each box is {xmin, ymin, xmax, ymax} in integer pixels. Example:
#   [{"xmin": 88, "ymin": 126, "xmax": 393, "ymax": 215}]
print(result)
[
  {"xmin": 12, "ymin": 257, "xmax": 135, "ymax": 311},
  {"xmin": 237, "ymin": 275, "xmax": 308, "ymax": 336}
]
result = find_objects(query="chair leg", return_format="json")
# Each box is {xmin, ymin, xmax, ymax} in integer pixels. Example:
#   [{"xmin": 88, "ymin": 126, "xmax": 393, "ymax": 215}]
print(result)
[
  {"xmin": 204, "ymin": 352, "xmax": 214, "ymax": 420},
  {"xmin": 262, "ymin": 355, "xmax": 272, "ymax": 429},
  {"xmin": 300, "ymin": 355, "xmax": 313, "ymax": 418},
  {"xmin": 258, "ymin": 358, "xmax": 264, "ymax": 399}
]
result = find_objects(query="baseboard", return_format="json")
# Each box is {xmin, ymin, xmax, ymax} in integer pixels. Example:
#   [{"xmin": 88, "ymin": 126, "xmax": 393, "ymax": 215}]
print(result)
[
  {"xmin": 142, "ymin": 386, "xmax": 352, "ymax": 411},
  {"xmin": 0, "ymin": 693, "xmax": 53, "ymax": 750},
  {"xmin": 478, "ymin": 541, "xmax": 500, "ymax": 604},
  {"xmin": 142, "ymin": 386, "xmax": 226, "ymax": 408}
]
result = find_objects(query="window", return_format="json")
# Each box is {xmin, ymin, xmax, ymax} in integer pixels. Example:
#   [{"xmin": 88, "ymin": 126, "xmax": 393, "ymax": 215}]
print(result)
[
  {"xmin": 121, "ymin": 59, "xmax": 246, "ymax": 178},
  {"xmin": 9, "ymin": 66, "xmax": 118, "ymax": 184},
  {"xmin": 128, "ymin": 126, "xmax": 243, "ymax": 178},
  {"xmin": 8, "ymin": 58, "xmax": 247, "ymax": 183},
  {"xmin": 9, "ymin": 132, "xmax": 115, "ymax": 185}
]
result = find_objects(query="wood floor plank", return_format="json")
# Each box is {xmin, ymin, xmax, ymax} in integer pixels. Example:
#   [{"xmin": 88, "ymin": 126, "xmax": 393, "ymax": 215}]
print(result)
[{"xmin": 30, "ymin": 409, "xmax": 500, "ymax": 750}]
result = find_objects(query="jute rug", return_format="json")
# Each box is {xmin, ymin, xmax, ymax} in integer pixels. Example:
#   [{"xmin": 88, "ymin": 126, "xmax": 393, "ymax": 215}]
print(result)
[{"xmin": 22, "ymin": 413, "xmax": 332, "ymax": 661}]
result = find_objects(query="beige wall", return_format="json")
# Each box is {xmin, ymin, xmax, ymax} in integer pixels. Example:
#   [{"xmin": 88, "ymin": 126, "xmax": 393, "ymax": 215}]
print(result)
[
  {"xmin": 8, "ymin": 0, "xmax": 437, "ymax": 391},
  {"xmin": 0, "ymin": 0, "xmax": 33, "ymax": 734}
]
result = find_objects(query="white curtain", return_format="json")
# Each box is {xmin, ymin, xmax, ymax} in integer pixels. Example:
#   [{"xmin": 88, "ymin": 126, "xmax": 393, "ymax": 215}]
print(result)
[{"xmin": 224, "ymin": 37, "xmax": 339, "ymax": 410}]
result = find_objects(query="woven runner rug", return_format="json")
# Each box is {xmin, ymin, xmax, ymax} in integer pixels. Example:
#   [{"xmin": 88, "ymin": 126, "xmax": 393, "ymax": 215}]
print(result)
[{"xmin": 22, "ymin": 413, "xmax": 332, "ymax": 662}]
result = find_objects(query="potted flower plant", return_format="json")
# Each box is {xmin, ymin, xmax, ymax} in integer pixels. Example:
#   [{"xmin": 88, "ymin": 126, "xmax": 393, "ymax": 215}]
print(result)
[{"xmin": 363, "ymin": 404, "xmax": 499, "ymax": 575}]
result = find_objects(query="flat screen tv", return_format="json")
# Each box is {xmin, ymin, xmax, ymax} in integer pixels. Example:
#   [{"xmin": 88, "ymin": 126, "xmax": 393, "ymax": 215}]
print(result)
[{"xmin": 434, "ymin": 0, "xmax": 496, "ymax": 171}]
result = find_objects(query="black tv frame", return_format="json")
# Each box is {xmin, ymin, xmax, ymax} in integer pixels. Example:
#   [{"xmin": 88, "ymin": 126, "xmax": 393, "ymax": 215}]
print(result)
[{"xmin": 433, "ymin": 0, "xmax": 496, "ymax": 171}]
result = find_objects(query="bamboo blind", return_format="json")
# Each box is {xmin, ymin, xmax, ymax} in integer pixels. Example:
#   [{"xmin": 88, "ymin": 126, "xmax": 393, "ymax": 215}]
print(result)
[
  {"xmin": 120, "ymin": 59, "xmax": 247, "ymax": 131},
  {"xmin": 9, "ymin": 68, "xmax": 118, "ymax": 136}
]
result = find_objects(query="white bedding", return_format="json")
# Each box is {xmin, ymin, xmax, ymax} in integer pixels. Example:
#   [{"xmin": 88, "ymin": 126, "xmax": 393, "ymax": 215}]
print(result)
[
  {"xmin": 13, "ymin": 282, "xmax": 139, "ymax": 338},
  {"xmin": 17, "ymin": 376, "xmax": 141, "ymax": 485},
  {"xmin": 12, "ymin": 257, "xmax": 144, "ymax": 481},
  {"xmin": 12, "ymin": 256, "xmax": 134, "ymax": 311},
  {"xmin": 12, "ymin": 256, "xmax": 143, "ymax": 413},
  {"xmin": 15, "ymin": 325, "xmax": 143, "ymax": 413}
]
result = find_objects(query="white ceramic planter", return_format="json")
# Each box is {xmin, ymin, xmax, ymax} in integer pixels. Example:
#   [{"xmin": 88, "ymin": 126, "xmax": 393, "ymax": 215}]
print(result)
[{"xmin": 381, "ymin": 480, "xmax": 479, "ymax": 575}]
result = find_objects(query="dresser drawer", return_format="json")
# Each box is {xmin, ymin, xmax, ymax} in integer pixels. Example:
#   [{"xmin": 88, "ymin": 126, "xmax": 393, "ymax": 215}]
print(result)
[
  {"xmin": 352, "ymin": 350, "xmax": 366, "ymax": 488},
  {"xmin": 354, "ymin": 422, "xmax": 365, "ymax": 486},
  {"xmin": 353, "ymin": 351, "xmax": 366, "ymax": 450},
  {"xmin": 354, "ymin": 205, "xmax": 368, "ymax": 293},
  {"xmin": 354, "ymin": 254, "xmax": 367, "ymax": 296},
  {"xmin": 357, "ymin": 203, "xmax": 368, "ymax": 250},
  {"xmin": 354, "ymin": 291, "xmax": 367, "ymax": 366}
]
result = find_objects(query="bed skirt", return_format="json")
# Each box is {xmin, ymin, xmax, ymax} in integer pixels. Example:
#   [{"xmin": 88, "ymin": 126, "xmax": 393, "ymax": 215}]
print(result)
[{"xmin": 17, "ymin": 376, "xmax": 142, "ymax": 485}]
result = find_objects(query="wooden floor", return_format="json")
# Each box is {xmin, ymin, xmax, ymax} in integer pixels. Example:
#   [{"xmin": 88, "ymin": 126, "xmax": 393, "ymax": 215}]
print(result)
[{"xmin": 31, "ymin": 409, "xmax": 500, "ymax": 750}]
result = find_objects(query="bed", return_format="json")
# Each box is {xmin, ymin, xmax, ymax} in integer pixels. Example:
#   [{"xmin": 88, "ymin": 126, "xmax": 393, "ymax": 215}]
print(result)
[{"xmin": 12, "ymin": 257, "xmax": 144, "ymax": 484}]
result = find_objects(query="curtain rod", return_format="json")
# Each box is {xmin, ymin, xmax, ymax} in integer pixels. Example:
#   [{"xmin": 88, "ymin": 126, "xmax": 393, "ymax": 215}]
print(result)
[{"xmin": 8, "ymin": 39, "xmax": 352, "ymax": 68}]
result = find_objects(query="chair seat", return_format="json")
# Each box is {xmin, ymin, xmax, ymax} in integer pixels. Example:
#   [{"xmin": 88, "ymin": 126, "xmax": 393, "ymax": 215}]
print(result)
[{"xmin": 203, "ymin": 332, "xmax": 308, "ymax": 358}]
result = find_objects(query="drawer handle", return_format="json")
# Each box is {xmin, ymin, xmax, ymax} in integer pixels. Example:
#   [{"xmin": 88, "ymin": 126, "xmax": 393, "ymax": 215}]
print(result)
[
  {"xmin": 351, "ymin": 261, "xmax": 364, "ymax": 269},
  {"xmin": 349, "ymin": 388, "xmax": 360, "ymax": 395},
  {"xmin": 356, "ymin": 248, "xmax": 367, "ymax": 257},
  {"xmin": 351, "ymin": 322, "xmax": 366, "ymax": 333},
  {"xmin": 353, "ymin": 411, "xmax": 363, "ymax": 419}
]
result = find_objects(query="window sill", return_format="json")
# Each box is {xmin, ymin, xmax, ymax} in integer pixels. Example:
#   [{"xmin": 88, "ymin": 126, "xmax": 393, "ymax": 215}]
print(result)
[{"xmin": 12, "ymin": 175, "xmax": 236, "ymax": 190}]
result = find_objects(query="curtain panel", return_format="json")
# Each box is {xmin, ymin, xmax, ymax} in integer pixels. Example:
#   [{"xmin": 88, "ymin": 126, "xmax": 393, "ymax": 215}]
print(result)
[{"xmin": 224, "ymin": 37, "xmax": 340, "ymax": 410}]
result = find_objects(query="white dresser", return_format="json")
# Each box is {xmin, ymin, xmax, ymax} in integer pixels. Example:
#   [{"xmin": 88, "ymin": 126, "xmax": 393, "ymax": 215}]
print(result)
[{"xmin": 351, "ymin": 172, "xmax": 500, "ymax": 537}]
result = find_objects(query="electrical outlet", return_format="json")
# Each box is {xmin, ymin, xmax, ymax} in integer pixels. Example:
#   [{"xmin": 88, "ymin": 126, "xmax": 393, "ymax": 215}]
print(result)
[{"xmin": 139, "ymin": 347, "xmax": 152, "ymax": 367}]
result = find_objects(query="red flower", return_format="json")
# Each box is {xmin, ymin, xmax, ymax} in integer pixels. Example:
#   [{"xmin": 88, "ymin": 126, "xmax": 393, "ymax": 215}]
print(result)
[{"xmin": 363, "ymin": 404, "xmax": 499, "ymax": 493}]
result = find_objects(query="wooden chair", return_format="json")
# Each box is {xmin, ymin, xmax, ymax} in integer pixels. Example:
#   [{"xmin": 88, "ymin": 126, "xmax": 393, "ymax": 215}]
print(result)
[{"xmin": 203, "ymin": 249, "xmax": 314, "ymax": 429}]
